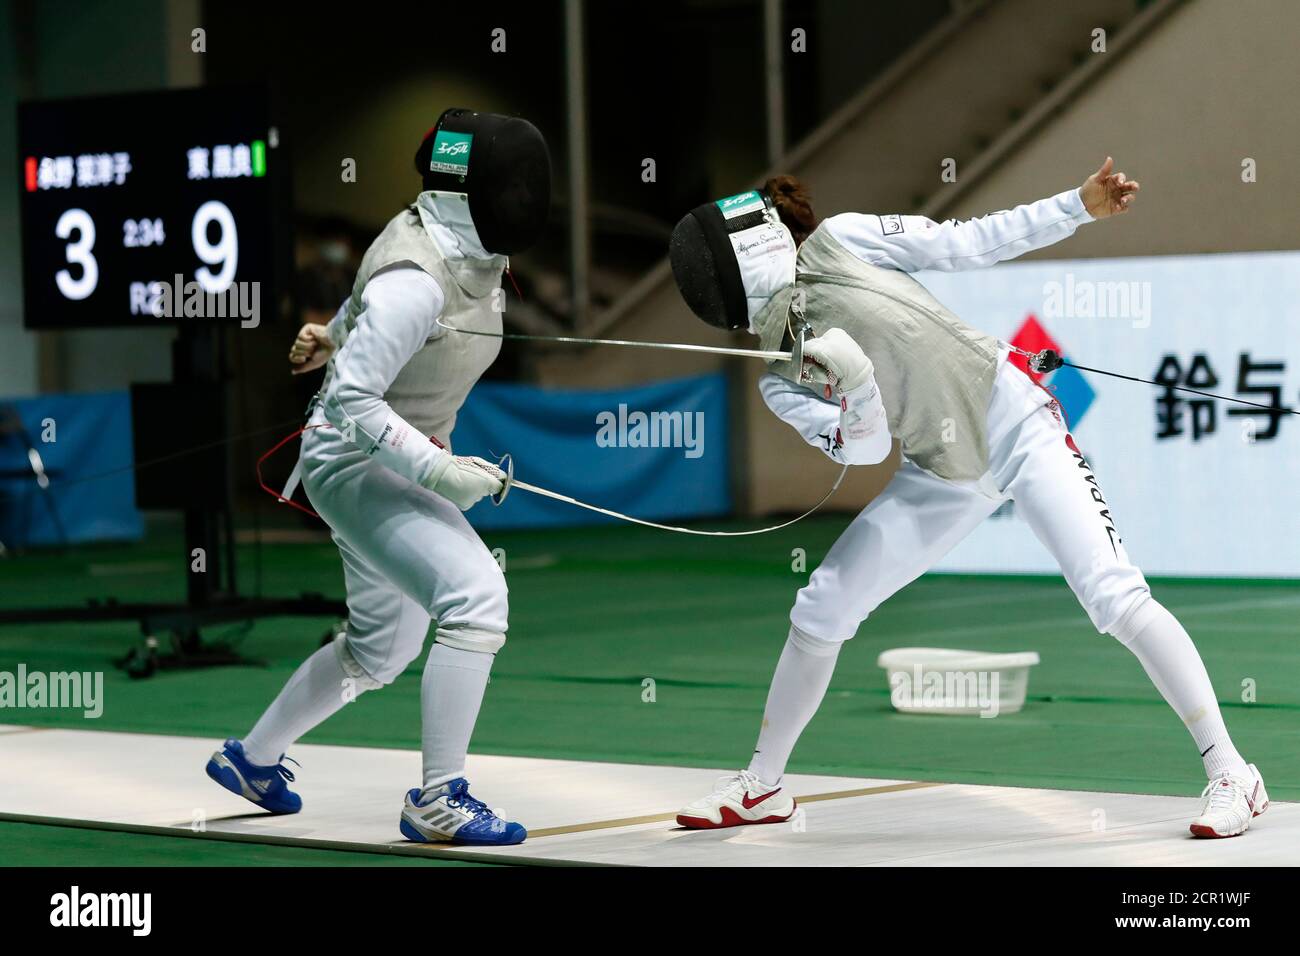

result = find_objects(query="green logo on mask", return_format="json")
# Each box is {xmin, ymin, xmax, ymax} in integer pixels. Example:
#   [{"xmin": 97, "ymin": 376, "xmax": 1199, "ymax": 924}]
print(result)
[
  {"xmin": 430, "ymin": 130, "xmax": 473, "ymax": 176},
  {"xmin": 716, "ymin": 191, "xmax": 764, "ymax": 220}
]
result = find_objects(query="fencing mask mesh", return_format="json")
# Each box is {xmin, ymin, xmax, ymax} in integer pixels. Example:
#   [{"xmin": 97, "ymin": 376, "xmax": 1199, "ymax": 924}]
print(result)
[
  {"xmin": 669, "ymin": 190, "xmax": 795, "ymax": 331},
  {"xmin": 415, "ymin": 108, "xmax": 552, "ymax": 255}
]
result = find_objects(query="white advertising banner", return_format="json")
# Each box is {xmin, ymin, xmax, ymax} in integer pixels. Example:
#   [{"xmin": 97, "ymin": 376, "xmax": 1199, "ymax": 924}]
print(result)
[{"xmin": 914, "ymin": 251, "xmax": 1300, "ymax": 578}]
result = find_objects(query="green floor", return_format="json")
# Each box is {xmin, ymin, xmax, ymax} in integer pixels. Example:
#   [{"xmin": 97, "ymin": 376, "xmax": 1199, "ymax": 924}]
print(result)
[
  {"xmin": 2, "ymin": 516, "xmax": 1297, "ymax": 865},
  {"xmin": 0, "ymin": 821, "xmax": 488, "ymax": 867}
]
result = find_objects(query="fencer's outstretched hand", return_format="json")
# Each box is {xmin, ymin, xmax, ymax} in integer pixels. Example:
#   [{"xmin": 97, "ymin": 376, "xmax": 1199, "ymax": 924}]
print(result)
[
  {"xmin": 1080, "ymin": 157, "xmax": 1139, "ymax": 219},
  {"xmin": 289, "ymin": 323, "xmax": 336, "ymax": 375},
  {"xmin": 423, "ymin": 454, "xmax": 506, "ymax": 510},
  {"xmin": 801, "ymin": 328, "xmax": 874, "ymax": 394}
]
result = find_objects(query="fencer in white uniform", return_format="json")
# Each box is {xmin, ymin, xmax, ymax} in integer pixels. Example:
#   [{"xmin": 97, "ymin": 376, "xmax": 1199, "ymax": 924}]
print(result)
[
  {"xmin": 205, "ymin": 110, "xmax": 551, "ymax": 846},
  {"xmin": 667, "ymin": 160, "xmax": 1267, "ymax": 839}
]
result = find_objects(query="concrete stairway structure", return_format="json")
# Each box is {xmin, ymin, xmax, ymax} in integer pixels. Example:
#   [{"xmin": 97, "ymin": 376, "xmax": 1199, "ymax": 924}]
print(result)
[{"xmin": 532, "ymin": 0, "xmax": 1211, "ymax": 515}]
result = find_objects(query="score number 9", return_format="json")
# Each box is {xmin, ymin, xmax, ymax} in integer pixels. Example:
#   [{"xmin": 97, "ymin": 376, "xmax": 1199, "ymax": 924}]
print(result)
[{"xmin": 191, "ymin": 200, "xmax": 239, "ymax": 293}]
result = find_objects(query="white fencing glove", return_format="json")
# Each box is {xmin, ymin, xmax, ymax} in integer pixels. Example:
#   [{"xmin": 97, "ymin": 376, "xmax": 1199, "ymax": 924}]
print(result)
[
  {"xmin": 422, "ymin": 452, "xmax": 506, "ymax": 510},
  {"xmin": 801, "ymin": 328, "xmax": 874, "ymax": 394}
]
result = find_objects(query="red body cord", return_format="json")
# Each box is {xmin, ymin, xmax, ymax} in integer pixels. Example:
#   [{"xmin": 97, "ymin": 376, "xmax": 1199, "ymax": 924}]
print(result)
[
  {"xmin": 257, "ymin": 423, "xmax": 448, "ymax": 519},
  {"xmin": 255, "ymin": 424, "xmax": 331, "ymax": 518}
]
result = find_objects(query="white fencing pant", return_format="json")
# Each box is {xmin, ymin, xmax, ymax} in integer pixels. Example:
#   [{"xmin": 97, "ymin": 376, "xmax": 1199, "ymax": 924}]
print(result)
[
  {"xmin": 299, "ymin": 422, "xmax": 508, "ymax": 684},
  {"xmin": 764, "ymin": 363, "xmax": 1248, "ymax": 785},
  {"xmin": 792, "ymin": 370, "xmax": 1151, "ymax": 644}
]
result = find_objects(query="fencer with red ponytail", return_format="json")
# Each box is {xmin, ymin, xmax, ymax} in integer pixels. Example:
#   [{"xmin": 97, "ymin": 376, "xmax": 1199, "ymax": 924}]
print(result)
[{"xmin": 763, "ymin": 175, "xmax": 818, "ymax": 245}]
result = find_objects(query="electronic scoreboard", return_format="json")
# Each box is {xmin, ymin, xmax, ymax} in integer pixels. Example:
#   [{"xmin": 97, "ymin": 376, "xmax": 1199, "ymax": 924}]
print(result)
[{"xmin": 17, "ymin": 86, "xmax": 286, "ymax": 329}]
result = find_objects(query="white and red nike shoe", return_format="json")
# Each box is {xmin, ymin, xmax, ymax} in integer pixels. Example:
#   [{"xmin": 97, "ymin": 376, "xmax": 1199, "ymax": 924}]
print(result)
[
  {"xmin": 676, "ymin": 770, "xmax": 796, "ymax": 829},
  {"xmin": 1189, "ymin": 764, "xmax": 1269, "ymax": 838}
]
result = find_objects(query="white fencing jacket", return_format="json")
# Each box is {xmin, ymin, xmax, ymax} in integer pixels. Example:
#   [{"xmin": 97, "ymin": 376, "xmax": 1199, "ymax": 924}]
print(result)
[
  {"xmin": 319, "ymin": 192, "xmax": 503, "ymax": 487},
  {"xmin": 760, "ymin": 188, "xmax": 1093, "ymax": 468}
]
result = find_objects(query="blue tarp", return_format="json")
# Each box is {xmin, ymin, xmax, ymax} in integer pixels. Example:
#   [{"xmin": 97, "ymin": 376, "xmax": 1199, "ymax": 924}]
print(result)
[
  {"xmin": 0, "ymin": 391, "xmax": 143, "ymax": 548},
  {"xmin": 454, "ymin": 374, "xmax": 731, "ymax": 529},
  {"xmin": 1, "ymin": 376, "xmax": 732, "ymax": 544}
]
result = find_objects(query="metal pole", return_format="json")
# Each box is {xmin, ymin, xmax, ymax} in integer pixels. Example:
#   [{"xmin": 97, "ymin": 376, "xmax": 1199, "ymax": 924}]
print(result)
[
  {"xmin": 564, "ymin": 0, "xmax": 591, "ymax": 331},
  {"xmin": 763, "ymin": 0, "xmax": 785, "ymax": 165}
]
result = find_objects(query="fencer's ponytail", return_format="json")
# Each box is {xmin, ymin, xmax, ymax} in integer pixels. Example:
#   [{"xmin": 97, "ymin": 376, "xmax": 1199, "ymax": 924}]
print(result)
[{"xmin": 764, "ymin": 175, "xmax": 818, "ymax": 245}]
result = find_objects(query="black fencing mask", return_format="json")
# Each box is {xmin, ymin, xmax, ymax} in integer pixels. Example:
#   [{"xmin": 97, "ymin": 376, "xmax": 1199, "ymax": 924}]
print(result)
[
  {"xmin": 415, "ymin": 109, "xmax": 552, "ymax": 255},
  {"xmin": 669, "ymin": 190, "xmax": 796, "ymax": 331}
]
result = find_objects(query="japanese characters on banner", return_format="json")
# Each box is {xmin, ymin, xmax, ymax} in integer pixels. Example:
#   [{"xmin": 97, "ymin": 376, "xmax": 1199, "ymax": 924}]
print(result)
[{"xmin": 915, "ymin": 251, "xmax": 1300, "ymax": 578}]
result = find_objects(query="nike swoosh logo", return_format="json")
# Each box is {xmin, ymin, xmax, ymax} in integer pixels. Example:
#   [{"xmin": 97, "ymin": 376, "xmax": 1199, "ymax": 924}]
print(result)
[
  {"xmin": 1200, "ymin": 744, "xmax": 1216, "ymax": 757},
  {"xmin": 742, "ymin": 789, "xmax": 781, "ymax": 810}
]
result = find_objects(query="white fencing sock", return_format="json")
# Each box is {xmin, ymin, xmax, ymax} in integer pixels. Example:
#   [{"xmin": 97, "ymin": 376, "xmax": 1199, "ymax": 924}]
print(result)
[
  {"xmin": 243, "ymin": 640, "xmax": 363, "ymax": 766},
  {"xmin": 420, "ymin": 643, "xmax": 494, "ymax": 795},
  {"xmin": 747, "ymin": 626, "xmax": 842, "ymax": 787},
  {"xmin": 1113, "ymin": 598, "xmax": 1249, "ymax": 780}
]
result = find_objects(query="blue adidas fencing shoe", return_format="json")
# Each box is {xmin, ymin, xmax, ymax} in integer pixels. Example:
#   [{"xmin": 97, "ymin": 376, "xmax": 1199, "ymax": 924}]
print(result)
[
  {"xmin": 399, "ymin": 778, "xmax": 526, "ymax": 846},
  {"xmin": 205, "ymin": 738, "xmax": 302, "ymax": 815}
]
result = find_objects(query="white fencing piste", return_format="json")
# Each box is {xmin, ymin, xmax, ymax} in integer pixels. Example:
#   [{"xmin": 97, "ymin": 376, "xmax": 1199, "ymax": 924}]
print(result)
[{"xmin": 3, "ymin": 727, "xmax": 1295, "ymax": 866}]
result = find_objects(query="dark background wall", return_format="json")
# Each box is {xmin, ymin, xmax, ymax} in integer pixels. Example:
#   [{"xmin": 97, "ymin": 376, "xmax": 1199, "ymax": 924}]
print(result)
[{"xmin": 2, "ymin": 0, "xmax": 950, "ymax": 400}]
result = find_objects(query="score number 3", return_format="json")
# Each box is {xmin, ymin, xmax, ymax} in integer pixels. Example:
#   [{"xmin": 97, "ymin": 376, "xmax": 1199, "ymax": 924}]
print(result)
[{"xmin": 55, "ymin": 208, "xmax": 98, "ymax": 300}]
